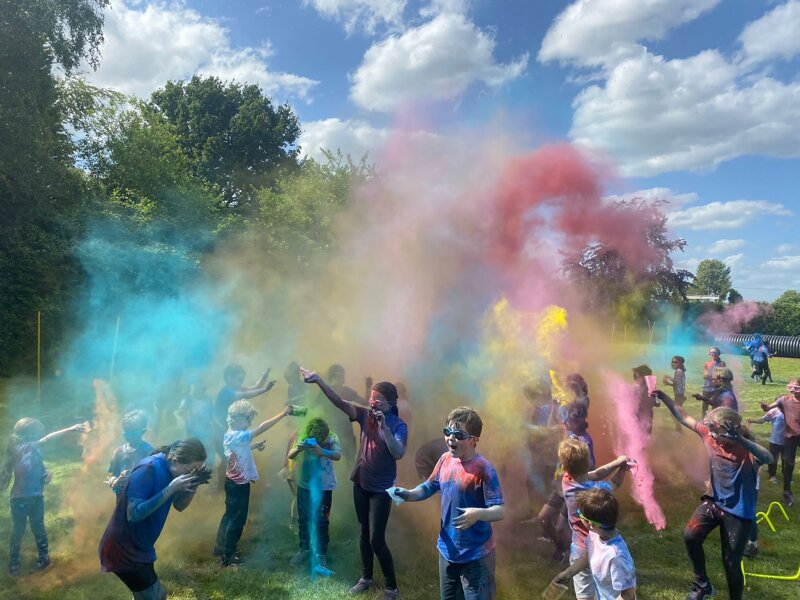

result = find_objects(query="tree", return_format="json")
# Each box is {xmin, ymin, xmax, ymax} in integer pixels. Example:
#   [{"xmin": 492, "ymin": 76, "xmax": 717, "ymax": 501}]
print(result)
[
  {"xmin": 727, "ymin": 288, "xmax": 743, "ymax": 303},
  {"xmin": 562, "ymin": 199, "xmax": 693, "ymax": 319},
  {"xmin": 689, "ymin": 259, "xmax": 732, "ymax": 299},
  {"xmin": 149, "ymin": 76, "xmax": 301, "ymax": 215},
  {"xmin": 770, "ymin": 290, "xmax": 800, "ymax": 336}
]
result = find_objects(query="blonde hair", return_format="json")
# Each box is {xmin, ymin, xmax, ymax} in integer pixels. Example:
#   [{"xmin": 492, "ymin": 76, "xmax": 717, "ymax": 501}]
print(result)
[
  {"xmin": 227, "ymin": 400, "xmax": 257, "ymax": 424},
  {"xmin": 558, "ymin": 438, "xmax": 590, "ymax": 476}
]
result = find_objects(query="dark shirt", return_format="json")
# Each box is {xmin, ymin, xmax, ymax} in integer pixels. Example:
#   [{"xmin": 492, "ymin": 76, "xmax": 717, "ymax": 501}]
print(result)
[
  {"xmin": 10, "ymin": 442, "xmax": 46, "ymax": 499},
  {"xmin": 350, "ymin": 405, "xmax": 408, "ymax": 492},
  {"xmin": 215, "ymin": 385, "xmax": 238, "ymax": 427}
]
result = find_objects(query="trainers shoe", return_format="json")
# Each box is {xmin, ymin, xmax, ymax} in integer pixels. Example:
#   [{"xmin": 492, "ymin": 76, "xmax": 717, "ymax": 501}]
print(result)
[
  {"xmin": 784, "ymin": 491, "xmax": 794, "ymax": 507},
  {"xmin": 770, "ymin": 477, "xmax": 778, "ymax": 484},
  {"xmin": 220, "ymin": 553, "xmax": 243, "ymax": 567},
  {"xmin": 315, "ymin": 554, "xmax": 327, "ymax": 568},
  {"xmin": 685, "ymin": 579, "xmax": 716, "ymax": 600},
  {"xmin": 382, "ymin": 589, "xmax": 400, "ymax": 600},
  {"xmin": 743, "ymin": 541, "xmax": 759, "ymax": 558},
  {"xmin": 30, "ymin": 556, "xmax": 51, "ymax": 573},
  {"xmin": 349, "ymin": 578, "xmax": 373, "ymax": 594},
  {"xmin": 290, "ymin": 549, "xmax": 310, "ymax": 565}
]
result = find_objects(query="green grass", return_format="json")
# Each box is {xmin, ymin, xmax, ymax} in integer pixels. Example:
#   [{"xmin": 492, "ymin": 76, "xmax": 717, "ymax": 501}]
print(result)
[{"xmin": 1, "ymin": 352, "xmax": 800, "ymax": 599}]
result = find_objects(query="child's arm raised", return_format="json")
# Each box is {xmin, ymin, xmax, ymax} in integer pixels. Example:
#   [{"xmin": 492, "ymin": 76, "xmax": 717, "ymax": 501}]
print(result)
[
  {"xmin": 300, "ymin": 367, "xmax": 358, "ymax": 421},
  {"xmin": 38, "ymin": 423, "xmax": 88, "ymax": 445},
  {"xmin": 654, "ymin": 390, "xmax": 697, "ymax": 431},
  {"xmin": 237, "ymin": 372, "xmax": 277, "ymax": 400},
  {"xmin": 252, "ymin": 406, "xmax": 292, "ymax": 438},
  {"xmin": 588, "ymin": 456, "xmax": 628, "ymax": 482}
]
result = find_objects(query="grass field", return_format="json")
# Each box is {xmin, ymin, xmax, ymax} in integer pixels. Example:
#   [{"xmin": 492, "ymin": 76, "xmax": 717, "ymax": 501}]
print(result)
[{"xmin": 1, "ymin": 350, "xmax": 799, "ymax": 599}]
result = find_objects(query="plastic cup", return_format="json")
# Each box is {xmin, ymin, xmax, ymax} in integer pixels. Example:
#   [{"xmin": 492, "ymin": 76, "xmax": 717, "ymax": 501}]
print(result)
[
  {"xmin": 644, "ymin": 375, "xmax": 657, "ymax": 394},
  {"xmin": 541, "ymin": 580, "xmax": 568, "ymax": 600}
]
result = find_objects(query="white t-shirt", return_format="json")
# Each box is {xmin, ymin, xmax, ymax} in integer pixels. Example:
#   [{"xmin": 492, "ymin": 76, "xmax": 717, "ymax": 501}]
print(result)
[
  {"xmin": 224, "ymin": 429, "xmax": 258, "ymax": 484},
  {"xmin": 586, "ymin": 531, "xmax": 636, "ymax": 600}
]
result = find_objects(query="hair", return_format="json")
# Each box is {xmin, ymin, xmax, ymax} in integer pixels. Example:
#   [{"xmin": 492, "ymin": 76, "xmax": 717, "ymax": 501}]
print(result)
[
  {"xmin": 672, "ymin": 355, "xmax": 686, "ymax": 371},
  {"xmin": 566, "ymin": 373, "xmax": 588, "ymax": 397},
  {"xmin": 327, "ymin": 364, "xmax": 345, "ymax": 382},
  {"xmin": 558, "ymin": 438, "xmax": 591, "ymax": 476},
  {"xmin": 576, "ymin": 487, "xmax": 619, "ymax": 529},
  {"xmin": 373, "ymin": 381, "xmax": 400, "ymax": 416},
  {"xmin": 227, "ymin": 400, "xmax": 257, "ymax": 424},
  {"xmin": 1, "ymin": 418, "xmax": 46, "ymax": 492},
  {"xmin": 223, "ymin": 363, "xmax": 245, "ymax": 383},
  {"xmin": 708, "ymin": 347, "xmax": 721, "ymax": 356},
  {"xmin": 446, "ymin": 406, "xmax": 483, "ymax": 437},
  {"xmin": 704, "ymin": 406, "xmax": 741, "ymax": 431},
  {"xmin": 304, "ymin": 417, "xmax": 330, "ymax": 442},
  {"xmin": 712, "ymin": 366, "xmax": 734, "ymax": 386},
  {"xmin": 151, "ymin": 437, "xmax": 207, "ymax": 464},
  {"xmin": 632, "ymin": 365, "xmax": 652, "ymax": 379},
  {"xmin": 122, "ymin": 410, "xmax": 148, "ymax": 432},
  {"xmin": 523, "ymin": 380, "xmax": 552, "ymax": 405},
  {"xmin": 788, "ymin": 377, "xmax": 800, "ymax": 387}
]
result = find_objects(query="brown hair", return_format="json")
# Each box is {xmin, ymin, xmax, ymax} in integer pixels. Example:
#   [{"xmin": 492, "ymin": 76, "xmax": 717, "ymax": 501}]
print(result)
[
  {"xmin": 558, "ymin": 438, "xmax": 590, "ymax": 476},
  {"xmin": 672, "ymin": 355, "xmax": 686, "ymax": 371},
  {"xmin": 151, "ymin": 438, "xmax": 207, "ymax": 464},
  {"xmin": 446, "ymin": 406, "xmax": 483, "ymax": 437},
  {"xmin": 577, "ymin": 487, "xmax": 618, "ymax": 529}
]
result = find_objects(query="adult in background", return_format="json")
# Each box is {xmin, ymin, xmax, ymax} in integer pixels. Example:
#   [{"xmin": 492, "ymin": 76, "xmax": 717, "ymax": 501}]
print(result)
[
  {"xmin": 760, "ymin": 378, "xmax": 800, "ymax": 506},
  {"xmin": 302, "ymin": 367, "xmax": 407, "ymax": 600}
]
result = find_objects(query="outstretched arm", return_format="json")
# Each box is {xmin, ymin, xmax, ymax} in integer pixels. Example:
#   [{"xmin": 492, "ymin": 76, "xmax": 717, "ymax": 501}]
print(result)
[
  {"xmin": 588, "ymin": 456, "xmax": 627, "ymax": 482},
  {"xmin": 252, "ymin": 406, "xmax": 291, "ymax": 438},
  {"xmin": 395, "ymin": 482, "xmax": 437, "ymax": 502},
  {"xmin": 38, "ymin": 423, "xmax": 88, "ymax": 445},
  {"xmin": 656, "ymin": 390, "xmax": 698, "ymax": 431},
  {"xmin": 301, "ymin": 368, "xmax": 358, "ymax": 421}
]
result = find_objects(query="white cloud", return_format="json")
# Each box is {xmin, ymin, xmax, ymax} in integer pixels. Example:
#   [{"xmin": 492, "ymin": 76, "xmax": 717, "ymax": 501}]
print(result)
[
  {"xmin": 538, "ymin": 0, "xmax": 721, "ymax": 68},
  {"xmin": 304, "ymin": 0, "xmax": 406, "ymax": 34},
  {"xmin": 299, "ymin": 118, "xmax": 390, "ymax": 162},
  {"xmin": 708, "ymin": 239, "xmax": 747, "ymax": 255},
  {"xmin": 762, "ymin": 255, "xmax": 800, "ymax": 271},
  {"xmin": 570, "ymin": 49, "xmax": 800, "ymax": 176},
  {"xmin": 739, "ymin": 0, "xmax": 800, "ymax": 66},
  {"xmin": 669, "ymin": 200, "xmax": 792, "ymax": 230},
  {"xmin": 350, "ymin": 13, "xmax": 527, "ymax": 111},
  {"xmin": 87, "ymin": 1, "xmax": 318, "ymax": 99},
  {"xmin": 776, "ymin": 243, "xmax": 795, "ymax": 254},
  {"xmin": 723, "ymin": 253, "xmax": 745, "ymax": 267}
]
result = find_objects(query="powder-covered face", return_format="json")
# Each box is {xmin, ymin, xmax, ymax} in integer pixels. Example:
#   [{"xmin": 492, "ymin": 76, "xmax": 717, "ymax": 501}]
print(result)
[
  {"xmin": 444, "ymin": 420, "xmax": 477, "ymax": 459},
  {"xmin": 369, "ymin": 389, "xmax": 391, "ymax": 413},
  {"xmin": 671, "ymin": 359, "xmax": 681, "ymax": 369},
  {"xmin": 169, "ymin": 459, "xmax": 206, "ymax": 478}
]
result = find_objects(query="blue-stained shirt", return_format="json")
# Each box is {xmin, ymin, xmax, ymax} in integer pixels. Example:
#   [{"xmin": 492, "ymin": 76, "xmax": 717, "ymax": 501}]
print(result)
[
  {"xmin": 763, "ymin": 408, "xmax": 785, "ymax": 446},
  {"xmin": 422, "ymin": 452, "xmax": 504, "ymax": 564},
  {"xmin": 10, "ymin": 442, "xmax": 46, "ymax": 499},
  {"xmin": 108, "ymin": 441, "xmax": 154, "ymax": 477},
  {"xmin": 350, "ymin": 406, "xmax": 407, "ymax": 492},
  {"xmin": 98, "ymin": 454, "xmax": 174, "ymax": 571},
  {"xmin": 695, "ymin": 423, "xmax": 758, "ymax": 520}
]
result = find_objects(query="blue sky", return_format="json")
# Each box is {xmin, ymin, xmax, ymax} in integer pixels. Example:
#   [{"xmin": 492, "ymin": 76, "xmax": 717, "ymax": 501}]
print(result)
[{"xmin": 84, "ymin": 0, "xmax": 800, "ymax": 301}]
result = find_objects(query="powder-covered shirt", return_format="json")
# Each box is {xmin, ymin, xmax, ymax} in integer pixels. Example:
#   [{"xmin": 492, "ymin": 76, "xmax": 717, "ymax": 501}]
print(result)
[
  {"xmin": 672, "ymin": 368, "xmax": 686, "ymax": 397},
  {"xmin": 350, "ymin": 406, "xmax": 407, "ymax": 492},
  {"xmin": 296, "ymin": 432, "xmax": 340, "ymax": 491},
  {"xmin": 423, "ymin": 451, "xmax": 504, "ymax": 564},
  {"xmin": 763, "ymin": 408, "xmax": 785, "ymax": 446},
  {"xmin": 108, "ymin": 441, "xmax": 154, "ymax": 477},
  {"xmin": 562, "ymin": 474, "xmax": 613, "ymax": 550},
  {"xmin": 561, "ymin": 396, "xmax": 590, "ymax": 435},
  {"xmin": 695, "ymin": 423, "xmax": 759, "ymax": 520},
  {"xmin": 703, "ymin": 359, "xmax": 725, "ymax": 394},
  {"xmin": 776, "ymin": 395, "xmax": 800, "ymax": 439},
  {"xmin": 10, "ymin": 442, "xmax": 46, "ymax": 499},
  {"xmin": 98, "ymin": 454, "xmax": 174, "ymax": 571},
  {"xmin": 586, "ymin": 531, "xmax": 637, "ymax": 600},
  {"xmin": 709, "ymin": 389, "xmax": 738, "ymax": 412},
  {"xmin": 224, "ymin": 429, "xmax": 258, "ymax": 484}
]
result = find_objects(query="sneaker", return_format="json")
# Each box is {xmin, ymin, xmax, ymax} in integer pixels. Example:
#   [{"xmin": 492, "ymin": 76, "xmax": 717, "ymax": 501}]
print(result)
[
  {"xmin": 315, "ymin": 554, "xmax": 327, "ymax": 568},
  {"xmin": 382, "ymin": 589, "xmax": 401, "ymax": 600},
  {"xmin": 770, "ymin": 477, "xmax": 778, "ymax": 484},
  {"xmin": 8, "ymin": 562, "xmax": 21, "ymax": 577},
  {"xmin": 686, "ymin": 579, "xmax": 716, "ymax": 600},
  {"xmin": 212, "ymin": 546, "xmax": 223, "ymax": 557},
  {"xmin": 349, "ymin": 578, "xmax": 373, "ymax": 594},
  {"xmin": 743, "ymin": 541, "xmax": 759, "ymax": 558},
  {"xmin": 784, "ymin": 491, "xmax": 794, "ymax": 507},
  {"xmin": 290, "ymin": 549, "xmax": 310, "ymax": 565},
  {"xmin": 220, "ymin": 553, "xmax": 243, "ymax": 567},
  {"xmin": 30, "ymin": 556, "xmax": 50, "ymax": 573}
]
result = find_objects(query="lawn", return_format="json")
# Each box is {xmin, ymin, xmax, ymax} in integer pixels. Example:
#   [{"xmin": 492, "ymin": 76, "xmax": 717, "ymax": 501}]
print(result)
[{"xmin": 1, "ymin": 350, "xmax": 799, "ymax": 599}]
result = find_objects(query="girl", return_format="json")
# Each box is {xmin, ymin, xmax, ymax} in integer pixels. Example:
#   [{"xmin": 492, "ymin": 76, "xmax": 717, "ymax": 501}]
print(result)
[
  {"xmin": 663, "ymin": 356, "xmax": 686, "ymax": 433},
  {"xmin": 302, "ymin": 367, "xmax": 407, "ymax": 600},
  {"xmin": 1, "ymin": 418, "xmax": 87, "ymax": 576},
  {"xmin": 99, "ymin": 438, "xmax": 207, "ymax": 599}
]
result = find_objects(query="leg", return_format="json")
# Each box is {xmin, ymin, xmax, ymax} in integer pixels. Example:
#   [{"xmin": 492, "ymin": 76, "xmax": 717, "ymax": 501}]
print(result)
[
  {"xmin": 768, "ymin": 443, "xmax": 781, "ymax": 478},
  {"xmin": 353, "ymin": 483, "xmax": 374, "ymax": 581},
  {"xmin": 27, "ymin": 496, "xmax": 49, "ymax": 568},
  {"xmin": 781, "ymin": 436, "xmax": 799, "ymax": 495},
  {"xmin": 8, "ymin": 498, "xmax": 28, "ymax": 572},
  {"xmin": 682, "ymin": 501, "xmax": 719, "ymax": 584},
  {"xmin": 569, "ymin": 546, "xmax": 596, "ymax": 600},
  {"xmin": 460, "ymin": 550, "xmax": 496, "ymax": 600},
  {"xmin": 222, "ymin": 480, "xmax": 250, "ymax": 559},
  {"xmin": 296, "ymin": 486, "xmax": 311, "ymax": 551},
  {"xmin": 215, "ymin": 481, "xmax": 233, "ymax": 553},
  {"xmin": 368, "ymin": 489, "xmax": 397, "ymax": 590},
  {"xmin": 718, "ymin": 511, "xmax": 751, "ymax": 600},
  {"xmin": 317, "ymin": 490, "xmax": 332, "ymax": 557},
  {"xmin": 439, "ymin": 553, "xmax": 466, "ymax": 600},
  {"xmin": 132, "ymin": 579, "xmax": 167, "ymax": 600}
]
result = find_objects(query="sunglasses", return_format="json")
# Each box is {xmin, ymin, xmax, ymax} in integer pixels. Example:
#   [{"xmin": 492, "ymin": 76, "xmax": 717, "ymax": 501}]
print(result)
[
  {"xmin": 443, "ymin": 427, "xmax": 476, "ymax": 441},
  {"xmin": 788, "ymin": 385, "xmax": 800, "ymax": 393},
  {"xmin": 576, "ymin": 508, "xmax": 613, "ymax": 530}
]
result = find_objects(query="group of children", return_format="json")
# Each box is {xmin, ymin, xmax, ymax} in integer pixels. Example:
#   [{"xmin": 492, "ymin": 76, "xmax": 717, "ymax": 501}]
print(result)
[{"xmin": 3, "ymin": 353, "xmax": 800, "ymax": 600}]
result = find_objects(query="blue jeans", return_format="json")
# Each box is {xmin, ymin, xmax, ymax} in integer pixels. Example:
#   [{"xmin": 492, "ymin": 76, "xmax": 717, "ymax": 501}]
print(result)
[
  {"xmin": 438, "ymin": 550, "xmax": 496, "ymax": 600},
  {"xmin": 9, "ymin": 496, "xmax": 48, "ymax": 565}
]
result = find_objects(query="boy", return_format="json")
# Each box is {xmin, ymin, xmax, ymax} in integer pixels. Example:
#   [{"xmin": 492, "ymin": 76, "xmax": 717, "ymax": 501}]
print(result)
[
  {"xmin": 107, "ymin": 410, "xmax": 154, "ymax": 493},
  {"xmin": 559, "ymin": 438, "xmax": 630, "ymax": 600},
  {"xmin": 692, "ymin": 367, "xmax": 738, "ymax": 413},
  {"xmin": 748, "ymin": 407, "xmax": 784, "ymax": 484},
  {"xmin": 214, "ymin": 400, "xmax": 290, "ymax": 566},
  {"xmin": 554, "ymin": 488, "xmax": 637, "ymax": 600},
  {"xmin": 394, "ymin": 407, "xmax": 504, "ymax": 600},
  {"xmin": 654, "ymin": 389, "xmax": 771, "ymax": 600},
  {"xmin": 287, "ymin": 417, "xmax": 341, "ymax": 569}
]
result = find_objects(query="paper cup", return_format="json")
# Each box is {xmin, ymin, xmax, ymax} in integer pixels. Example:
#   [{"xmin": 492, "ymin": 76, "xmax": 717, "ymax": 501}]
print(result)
[
  {"xmin": 541, "ymin": 580, "xmax": 568, "ymax": 600},
  {"xmin": 645, "ymin": 375, "xmax": 657, "ymax": 394}
]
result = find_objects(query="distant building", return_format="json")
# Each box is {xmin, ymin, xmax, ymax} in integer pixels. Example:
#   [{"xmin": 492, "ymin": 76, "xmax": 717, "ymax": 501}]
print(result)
[{"xmin": 687, "ymin": 295, "xmax": 720, "ymax": 302}]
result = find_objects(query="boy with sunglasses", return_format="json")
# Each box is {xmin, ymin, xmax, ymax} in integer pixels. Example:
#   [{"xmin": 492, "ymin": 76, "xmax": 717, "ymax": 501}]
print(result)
[
  {"xmin": 394, "ymin": 407, "xmax": 505, "ymax": 600},
  {"xmin": 760, "ymin": 378, "xmax": 800, "ymax": 506},
  {"xmin": 553, "ymin": 488, "xmax": 636, "ymax": 599}
]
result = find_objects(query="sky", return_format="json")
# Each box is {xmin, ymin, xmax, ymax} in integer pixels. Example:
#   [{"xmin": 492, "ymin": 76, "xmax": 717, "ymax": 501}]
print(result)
[{"xmin": 82, "ymin": 0, "xmax": 800, "ymax": 301}]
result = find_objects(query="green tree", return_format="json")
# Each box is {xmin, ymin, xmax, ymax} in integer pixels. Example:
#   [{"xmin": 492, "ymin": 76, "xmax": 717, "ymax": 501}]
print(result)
[
  {"xmin": 727, "ymin": 288, "xmax": 743, "ymax": 303},
  {"xmin": 770, "ymin": 290, "xmax": 800, "ymax": 336},
  {"xmin": 149, "ymin": 76, "xmax": 301, "ymax": 215},
  {"xmin": 689, "ymin": 259, "xmax": 732, "ymax": 299}
]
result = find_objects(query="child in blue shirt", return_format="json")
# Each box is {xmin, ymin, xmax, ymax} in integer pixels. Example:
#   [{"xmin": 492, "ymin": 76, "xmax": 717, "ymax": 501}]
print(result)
[
  {"xmin": 107, "ymin": 410, "xmax": 154, "ymax": 493},
  {"xmin": 1, "ymin": 417, "xmax": 87, "ymax": 576},
  {"xmin": 395, "ymin": 406, "xmax": 505, "ymax": 600},
  {"xmin": 748, "ymin": 408, "xmax": 785, "ymax": 484}
]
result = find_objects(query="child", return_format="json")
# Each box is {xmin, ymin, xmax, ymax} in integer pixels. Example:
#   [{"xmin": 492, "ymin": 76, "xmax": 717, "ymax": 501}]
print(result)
[
  {"xmin": 748, "ymin": 407, "xmax": 785, "ymax": 484},
  {"xmin": 107, "ymin": 410, "xmax": 155, "ymax": 493},
  {"xmin": 1, "ymin": 418, "xmax": 87, "ymax": 576},
  {"xmin": 554, "ymin": 488, "xmax": 637, "ymax": 600},
  {"xmin": 700, "ymin": 348, "xmax": 726, "ymax": 416},
  {"xmin": 214, "ymin": 400, "xmax": 291, "ymax": 566},
  {"xmin": 394, "ymin": 406, "xmax": 504, "ymax": 600},
  {"xmin": 174, "ymin": 378, "xmax": 214, "ymax": 457},
  {"xmin": 631, "ymin": 365, "xmax": 659, "ymax": 437},
  {"xmin": 522, "ymin": 381, "xmax": 561, "ymax": 520},
  {"xmin": 561, "ymin": 373, "xmax": 595, "ymax": 468},
  {"xmin": 654, "ymin": 389, "xmax": 771, "ymax": 600},
  {"xmin": 692, "ymin": 367, "xmax": 738, "ymax": 413},
  {"xmin": 287, "ymin": 417, "xmax": 341, "ymax": 570},
  {"xmin": 663, "ymin": 356, "xmax": 686, "ymax": 433},
  {"xmin": 760, "ymin": 377, "xmax": 800, "ymax": 506},
  {"xmin": 559, "ymin": 438, "xmax": 630, "ymax": 600}
]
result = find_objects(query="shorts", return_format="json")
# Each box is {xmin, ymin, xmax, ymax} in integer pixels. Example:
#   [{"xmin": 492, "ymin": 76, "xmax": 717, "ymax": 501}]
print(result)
[{"xmin": 570, "ymin": 545, "xmax": 596, "ymax": 599}]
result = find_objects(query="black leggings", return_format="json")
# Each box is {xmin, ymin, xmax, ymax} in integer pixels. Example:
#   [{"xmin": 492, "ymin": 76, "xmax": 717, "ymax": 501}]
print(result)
[
  {"xmin": 683, "ymin": 500, "xmax": 752, "ymax": 600},
  {"xmin": 782, "ymin": 436, "xmax": 800, "ymax": 493},
  {"xmin": 353, "ymin": 483, "xmax": 396, "ymax": 589},
  {"xmin": 768, "ymin": 442, "xmax": 784, "ymax": 478}
]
